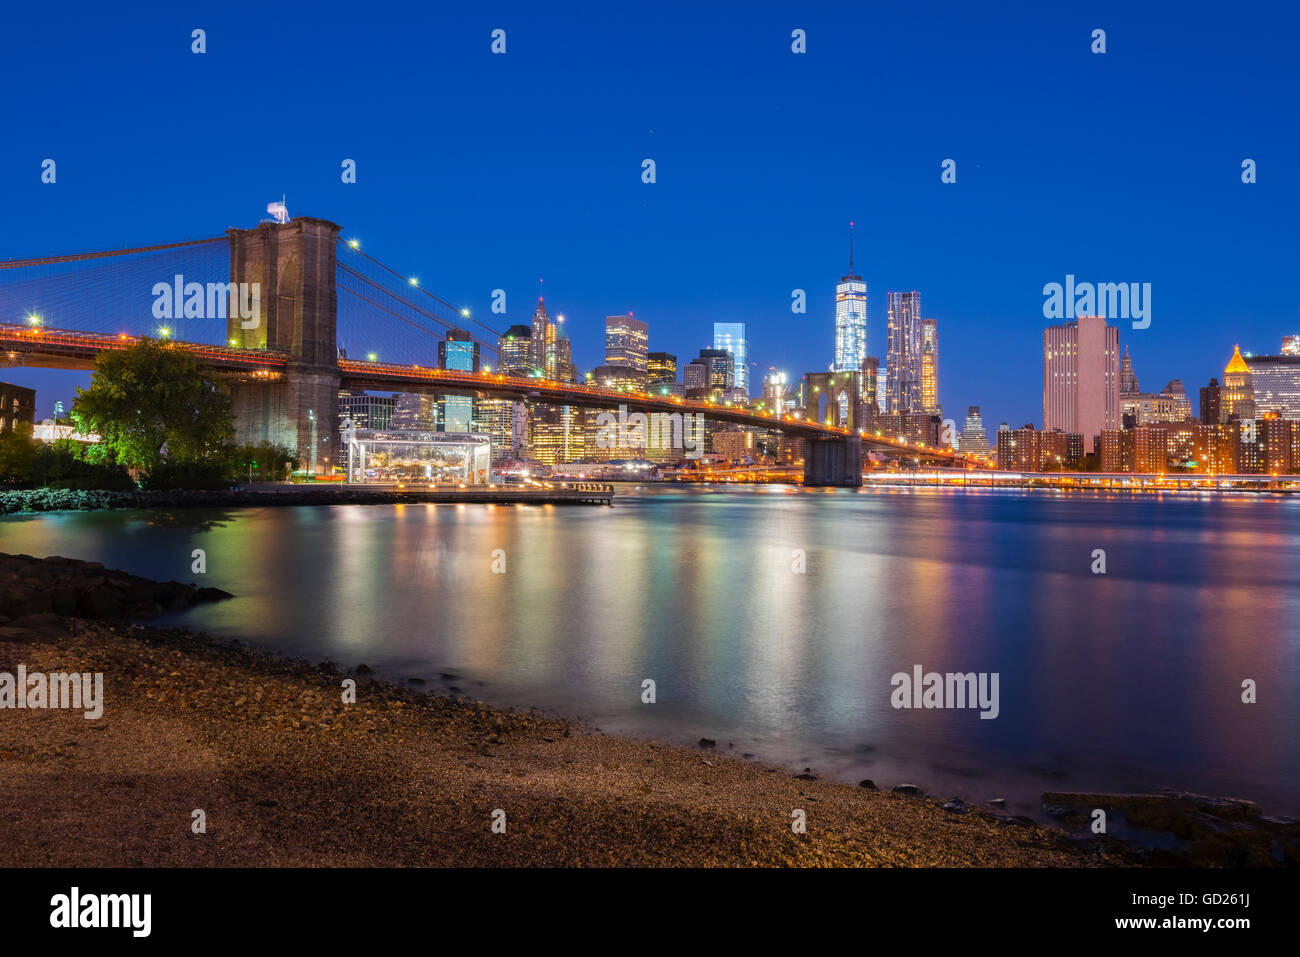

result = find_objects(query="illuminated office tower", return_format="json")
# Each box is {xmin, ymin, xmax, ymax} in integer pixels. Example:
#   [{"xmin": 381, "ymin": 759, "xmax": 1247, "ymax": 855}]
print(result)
[
  {"xmin": 1043, "ymin": 315, "xmax": 1120, "ymax": 445},
  {"xmin": 1222, "ymin": 345, "xmax": 1256, "ymax": 421},
  {"xmin": 606, "ymin": 314, "xmax": 649, "ymax": 374},
  {"xmin": 556, "ymin": 331, "xmax": 578, "ymax": 383},
  {"xmin": 875, "ymin": 365, "xmax": 887, "ymax": 413},
  {"xmin": 713, "ymin": 322, "xmax": 749, "ymax": 399},
  {"xmin": 833, "ymin": 223, "xmax": 867, "ymax": 373},
  {"xmin": 1243, "ymin": 350, "xmax": 1300, "ymax": 419},
  {"xmin": 920, "ymin": 318, "xmax": 939, "ymax": 413},
  {"xmin": 1282, "ymin": 335, "xmax": 1300, "ymax": 356},
  {"xmin": 528, "ymin": 404, "xmax": 585, "ymax": 464},
  {"xmin": 498, "ymin": 325, "xmax": 532, "ymax": 375},
  {"xmin": 338, "ymin": 391, "xmax": 396, "ymax": 430},
  {"xmin": 763, "ymin": 369, "xmax": 788, "ymax": 414},
  {"xmin": 437, "ymin": 328, "xmax": 480, "ymax": 433},
  {"xmin": 391, "ymin": 393, "xmax": 437, "ymax": 430},
  {"xmin": 696, "ymin": 348, "xmax": 734, "ymax": 401},
  {"xmin": 959, "ymin": 406, "xmax": 988, "ymax": 453},
  {"xmin": 529, "ymin": 299, "xmax": 557, "ymax": 378},
  {"xmin": 886, "ymin": 291, "xmax": 923, "ymax": 413},
  {"xmin": 683, "ymin": 359, "xmax": 709, "ymax": 399},
  {"xmin": 647, "ymin": 352, "xmax": 677, "ymax": 391}
]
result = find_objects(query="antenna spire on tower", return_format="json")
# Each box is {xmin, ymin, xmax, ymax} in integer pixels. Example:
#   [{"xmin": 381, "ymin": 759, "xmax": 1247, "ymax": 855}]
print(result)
[{"xmin": 849, "ymin": 221, "xmax": 855, "ymax": 276}]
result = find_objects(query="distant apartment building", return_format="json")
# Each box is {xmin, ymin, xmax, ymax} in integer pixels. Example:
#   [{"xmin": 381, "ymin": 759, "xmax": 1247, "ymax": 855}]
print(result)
[
  {"xmin": 1043, "ymin": 315, "xmax": 1120, "ymax": 449},
  {"xmin": 997, "ymin": 424, "xmax": 1077, "ymax": 471},
  {"xmin": 878, "ymin": 411, "xmax": 942, "ymax": 447},
  {"xmin": 339, "ymin": 390, "xmax": 397, "ymax": 430},
  {"xmin": 1192, "ymin": 423, "xmax": 1241, "ymax": 474},
  {"xmin": 1100, "ymin": 427, "xmax": 1168, "ymax": 473},
  {"xmin": 886, "ymin": 291, "xmax": 923, "ymax": 413},
  {"xmin": 0, "ymin": 382, "xmax": 37, "ymax": 433}
]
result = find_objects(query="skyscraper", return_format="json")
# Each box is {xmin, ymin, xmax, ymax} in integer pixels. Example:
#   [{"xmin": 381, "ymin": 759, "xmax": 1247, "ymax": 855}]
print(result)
[
  {"xmin": 529, "ymin": 298, "xmax": 557, "ymax": 378},
  {"xmin": 438, "ymin": 328, "xmax": 480, "ymax": 433},
  {"xmin": 1199, "ymin": 378, "xmax": 1222, "ymax": 425},
  {"xmin": 1242, "ymin": 351, "xmax": 1300, "ymax": 419},
  {"xmin": 960, "ymin": 406, "xmax": 988, "ymax": 452},
  {"xmin": 696, "ymin": 348, "xmax": 734, "ymax": 400},
  {"xmin": 647, "ymin": 352, "xmax": 677, "ymax": 388},
  {"xmin": 497, "ymin": 325, "xmax": 532, "ymax": 375},
  {"xmin": 713, "ymin": 322, "xmax": 749, "ymax": 399},
  {"xmin": 886, "ymin": 291, "xmax": 923, "ymax": 413},
  {"xmin": 1223, "ymin": 344, "xmax": 1256, "ymax": 421},
  {"xmin": 833, "ymin": 223, "xmax": 867, "ymax": 373},
  {"xmin": 605, "ymin": 314, "xmax": 649, "ymax": 373},
  {"xmin": 1282, "ymin": 335, "xmax": 1300, "ymax": 356},
  {"xmin": 920, "ymin": 318, "xmax": 939, "ymax": 413},
  {"xmin": 1043, "ymin": 315, "xmax": 1120, "ymax": 446}
]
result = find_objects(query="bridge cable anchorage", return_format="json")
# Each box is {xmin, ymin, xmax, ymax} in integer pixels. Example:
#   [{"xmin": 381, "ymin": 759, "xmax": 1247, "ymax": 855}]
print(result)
[
  {"xmin": 336, "ymin": 239, "xmax": 507, "ymax": 344},
  {"xmin": 0, "ymin": 237, "xmax": 227, "ymax": 270},
  {"xmin": 336, "ymin": 264, "xmax": 500, "ymax": 360}
]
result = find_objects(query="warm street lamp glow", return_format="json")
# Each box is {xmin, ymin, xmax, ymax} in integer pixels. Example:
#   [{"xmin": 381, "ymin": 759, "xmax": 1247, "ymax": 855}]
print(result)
[
  {"xmin": 348, "ymin": 239, "xmax": 360, "ymax": 249},
  {"xmin": 367, "ymin": 352, "xmax": 377, "ymax": 361},
  {"xmin": 158, "ymin": 327, "xmax": 171, "ymax": 338},
  {"xmin": 408, "ymin": 277, "xmax": 418, "ymax": 286}
]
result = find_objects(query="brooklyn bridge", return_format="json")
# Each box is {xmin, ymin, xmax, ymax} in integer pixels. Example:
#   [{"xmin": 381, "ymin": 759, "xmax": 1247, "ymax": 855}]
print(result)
[{"xmin": 0, "ymin": 215, "xmax": 984, "ymax": 486}]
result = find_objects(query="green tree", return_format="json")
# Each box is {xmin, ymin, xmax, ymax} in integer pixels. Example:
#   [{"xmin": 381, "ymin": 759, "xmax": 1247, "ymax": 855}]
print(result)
[
  {"xmin": 71, "ymin": 338, "xmax": 235, "ymax": 479},
  {"xmin": 0, "ymin": 426, "xmax": 38, "ymax": 487}
]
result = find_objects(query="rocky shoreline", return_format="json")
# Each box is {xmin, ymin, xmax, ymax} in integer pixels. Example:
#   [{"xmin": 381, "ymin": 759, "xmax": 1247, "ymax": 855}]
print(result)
[
  {"xmin": 0, "ymin": 552, "xmax": 1294, "ymax": 867},
  {"xmin": 0, "ymin": 484, "xmax": 609, "ymax": 516}
]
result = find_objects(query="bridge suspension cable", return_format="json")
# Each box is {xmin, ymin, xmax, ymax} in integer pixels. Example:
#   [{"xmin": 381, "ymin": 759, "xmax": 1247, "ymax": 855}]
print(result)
[
  {"xmin": 0, "ymin": 237, "xmax": 227, "ymax": 270},
  {"xmin": 337, "ymin": 240, "xmax": 509, "ymax": 345}
]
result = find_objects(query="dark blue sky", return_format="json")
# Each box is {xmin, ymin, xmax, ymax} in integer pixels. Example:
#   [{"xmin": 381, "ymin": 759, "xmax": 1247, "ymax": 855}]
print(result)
[{"xmin": 3, "ymin": 0, "xmax": 1298, "ymax": 426}]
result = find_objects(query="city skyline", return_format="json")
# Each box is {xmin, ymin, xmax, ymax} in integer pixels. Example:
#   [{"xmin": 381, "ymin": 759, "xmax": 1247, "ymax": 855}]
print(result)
[{"xmin": 3, "ymin": 4, "xmax": 1297, "ymax": 429}]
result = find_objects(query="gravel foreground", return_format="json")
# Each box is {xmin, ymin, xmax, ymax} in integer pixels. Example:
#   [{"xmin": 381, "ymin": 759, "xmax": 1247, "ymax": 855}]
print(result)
[{"xmin": 0, "ymin": 613, "xmax": 1123, "ymax": 867}]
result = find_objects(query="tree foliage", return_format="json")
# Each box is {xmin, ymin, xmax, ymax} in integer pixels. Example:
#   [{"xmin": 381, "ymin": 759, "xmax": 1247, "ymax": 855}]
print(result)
[{"xmin": 70, "ymin": 338, "xmax": 235, "ymax": 478}]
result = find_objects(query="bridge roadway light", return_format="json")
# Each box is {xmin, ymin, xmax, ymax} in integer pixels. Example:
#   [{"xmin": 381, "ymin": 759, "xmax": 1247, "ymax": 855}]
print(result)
[
  {"xmin": 348, "ymin": 239, "xmax": 360, "ymax": 249},
  {"xmin": 409, "ymin": 277, "xmax": 418, "ymax": 286},
  {"xmin": 158, "ymin": 326, "xmax": 171, "ymax": 338}
]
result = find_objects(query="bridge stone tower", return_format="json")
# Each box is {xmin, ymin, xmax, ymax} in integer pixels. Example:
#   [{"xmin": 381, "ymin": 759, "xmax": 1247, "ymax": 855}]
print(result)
[{"xmin": 226, "ymin": 217, "xmax": 342, "ymax": 473}]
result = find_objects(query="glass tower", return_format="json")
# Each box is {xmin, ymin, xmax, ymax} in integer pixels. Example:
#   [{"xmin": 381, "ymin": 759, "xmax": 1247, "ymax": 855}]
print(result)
[
  {"xmin": 713, "ymin": 322, "xmax": 748, "ymax": 398},
  {"xmin": 834, "ymin": 223, "xmax": 867, "ymax": 373}
]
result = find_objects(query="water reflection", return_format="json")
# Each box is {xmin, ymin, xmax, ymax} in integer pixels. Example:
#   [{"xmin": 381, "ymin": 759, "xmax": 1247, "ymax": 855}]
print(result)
[{"xmin": 2, "ymin": 485, "xmax": 1297, "ymax": 813}]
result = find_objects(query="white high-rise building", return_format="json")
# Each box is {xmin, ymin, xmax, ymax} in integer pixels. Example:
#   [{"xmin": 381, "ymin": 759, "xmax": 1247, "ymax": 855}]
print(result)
[{"xmin": 834, "ymin": 223, "xmax": 867, "ymax": 373}]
